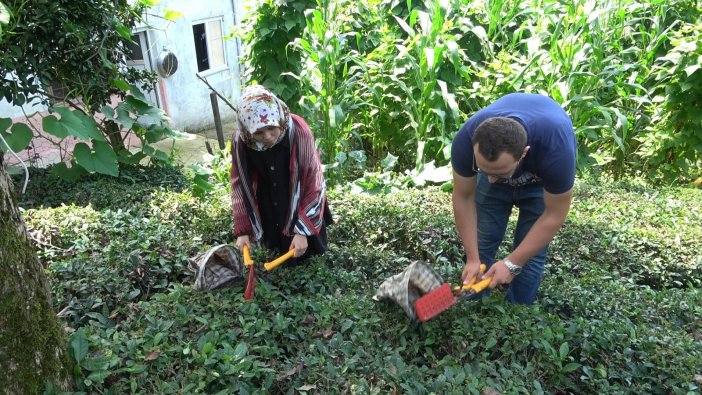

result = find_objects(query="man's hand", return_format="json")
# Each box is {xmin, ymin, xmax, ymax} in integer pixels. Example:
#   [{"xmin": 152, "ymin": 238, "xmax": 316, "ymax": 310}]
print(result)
[
  {"xmin": 290, "ymin": 234, "xmax": 308, "ymax": 257},
  {"xmin": 461, "ymin": 260, "xmax": 483, "ymax": 285},
  {"xmin": 236, "ymin": 235, "xmax": 251, "ymax": 251},
  {"xmin": 482, "ymin": 260, "xmax": 515, "ymax": 288}
]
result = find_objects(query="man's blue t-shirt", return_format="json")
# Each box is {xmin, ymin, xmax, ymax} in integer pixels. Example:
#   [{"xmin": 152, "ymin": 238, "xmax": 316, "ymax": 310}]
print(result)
[{"xmin": 451, "ymin": 93, "xmax": 577, "ymax": 194}]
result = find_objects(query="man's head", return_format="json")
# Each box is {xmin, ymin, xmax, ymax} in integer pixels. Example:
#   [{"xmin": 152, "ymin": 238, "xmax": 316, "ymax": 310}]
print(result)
[{"xmin": 472, "ymin": 117, "xmax": 529, "ymax": 182}]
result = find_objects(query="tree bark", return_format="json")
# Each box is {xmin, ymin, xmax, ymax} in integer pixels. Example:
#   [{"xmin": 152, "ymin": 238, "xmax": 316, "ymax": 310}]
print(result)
[{"xmin": 0, "ymin": 152, "xmax": 72, "ymax": 393}]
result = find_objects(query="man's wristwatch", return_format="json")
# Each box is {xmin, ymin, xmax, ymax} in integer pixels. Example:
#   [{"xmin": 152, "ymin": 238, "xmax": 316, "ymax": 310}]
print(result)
[{"xmin": 503, "ymin": 258, "xmax": 522, "ymax": 276}]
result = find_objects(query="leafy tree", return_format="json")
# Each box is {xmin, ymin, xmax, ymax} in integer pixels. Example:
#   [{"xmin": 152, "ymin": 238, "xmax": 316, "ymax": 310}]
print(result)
[
  {"xmin": 241, "ymin": 0, "xmax": 316, "ymax": 110},
  {"xmin": 0, "ymin": 0, "xmax": 181, "ymax": 179}
]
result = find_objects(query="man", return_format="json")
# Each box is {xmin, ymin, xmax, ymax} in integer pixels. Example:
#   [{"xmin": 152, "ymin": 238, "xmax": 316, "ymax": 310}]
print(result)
[{"xmin": 451, "ymin": 93, "xmax": 577, "ymax": 304}]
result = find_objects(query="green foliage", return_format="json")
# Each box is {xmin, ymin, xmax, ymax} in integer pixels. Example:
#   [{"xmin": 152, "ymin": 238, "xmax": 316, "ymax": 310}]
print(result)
[
  {"xmin": 243, "ymin": 0, "xmax": 702, "ymax": 185},
  {"xmin": 0, "ymin": 0, "xmax": 152, "ymax": 110},
  {"xmin": 640, "ymin": 22, "xmax": 702, "ymax": 182},
  {"xmin": 291, "ymin": 0, "xmax": 364, "ymax": 173},
  {"xmin": 388, "ymin": 0, "xmax": 463, "ymax": 170},
  {"xmin": 186, "ymin": 142, "xmax": 233, "ymax": 198},
  {"xmin": 0, "ymin": 117, "xmax": 31, "ymax": 152},
  {"xmin": 19, "ymin": 168, "xmax": 702, "ymax": 393},
  {"xmin": 0, "ymin": 1, "xmax": 183, "ymax": 178},
  {"xmin": 14, "ymin": 165, "xmax": 189, "ymax": 210},
  {"xmin": 241, "ymin": 0, "xmax": 316, "ymax": 108}
]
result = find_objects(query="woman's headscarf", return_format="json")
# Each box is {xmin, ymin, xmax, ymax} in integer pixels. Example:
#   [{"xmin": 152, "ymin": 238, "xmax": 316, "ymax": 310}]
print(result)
[{"xmin": 236, "ymin": 85, "xmax": 292, "ymax": 151}]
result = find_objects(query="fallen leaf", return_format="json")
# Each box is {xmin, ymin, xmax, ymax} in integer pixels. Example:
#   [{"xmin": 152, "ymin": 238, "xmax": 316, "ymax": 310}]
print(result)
[
  {"xmin": 312, "ymin": 327, "xmax": 334, "ymax": 339},
  {"xmin": 483, "ymin": 387, "xmax": 502, "ymax": 395},
  {"xmin": 693, "ymin": 374, "xmax": 702, "ymax": 384},
  {"xmin": 276, "ymin": 361, "xmax": 304, "ymax": 381},
  {"xmin": 300, "ymin": 315, "xmax": 315, "ymax": 326},
  {"xmin": 145, "ymin": 350, "xmax": 160, "ymax": 362},
  {"xmin": 297, "ymin": 384, "xmax": 316, "ymax": 391}
]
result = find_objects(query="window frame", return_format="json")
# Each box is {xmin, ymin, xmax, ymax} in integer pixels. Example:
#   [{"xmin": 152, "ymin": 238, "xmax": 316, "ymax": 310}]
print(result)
[{"xmin": 192, "ymin": 17, "xmax": 228, "ymax": 76}]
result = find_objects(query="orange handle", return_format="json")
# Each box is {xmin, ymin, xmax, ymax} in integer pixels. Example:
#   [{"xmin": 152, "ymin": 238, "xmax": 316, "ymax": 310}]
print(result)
[
  {"xmin": 263, "ymin": 249, "xmax": 295, "ymax": 271},
  {"xmin": 243, "ymin": 245, "xmax": 254, "ymax": 267}
]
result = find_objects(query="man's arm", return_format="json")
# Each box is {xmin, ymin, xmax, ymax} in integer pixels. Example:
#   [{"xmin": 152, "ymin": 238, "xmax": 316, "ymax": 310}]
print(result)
[
  {"xmin": 452, "ymin": 171, "xmax": 482, "ymax": 283},
  {"xmin": 485, "ymin": 188, "xmax": 574, "ymax": 287}
]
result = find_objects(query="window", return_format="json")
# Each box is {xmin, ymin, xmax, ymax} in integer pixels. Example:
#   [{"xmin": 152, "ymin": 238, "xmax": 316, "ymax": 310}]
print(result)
[
  {"xmin": 47, "ymin": 81, "xmax": 69, "ymax": 104},
  {"xmin": 192, "ymin": 19, "xmax": 225, "ymax": 73},
  {"xmin": 126, "ymin": 34, "xmax": 145, "ymax": 65}
]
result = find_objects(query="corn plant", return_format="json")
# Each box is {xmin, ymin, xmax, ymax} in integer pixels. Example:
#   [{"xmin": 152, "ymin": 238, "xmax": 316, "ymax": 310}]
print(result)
[
  {"xmin": 288, "ymin": 0, "xmax": 366, "ymax": 183},
  {"xmin": 242, "ymin": 0, "xmax": 701, "ymax": 184},
  {"xmin": 383, "ymin": 0, "xmax": 463, "ymax": 170}
]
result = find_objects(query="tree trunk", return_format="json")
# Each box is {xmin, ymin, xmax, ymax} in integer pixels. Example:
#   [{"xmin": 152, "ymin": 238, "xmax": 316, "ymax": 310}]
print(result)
[{"xmin": 0, "ymin": 152, "xmax": 72, "ymax": 393}]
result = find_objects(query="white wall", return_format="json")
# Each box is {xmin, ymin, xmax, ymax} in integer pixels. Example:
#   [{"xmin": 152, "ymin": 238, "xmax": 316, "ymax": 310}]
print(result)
[
  {"xmin": 0, "ymin": 98, "xmax": 46, "ymax": 120},
  {"xmin": 0, "ymin": 73, "xmax": 48, "ymax": 120},
  {"xmin": 136, "ymin": 0, "xmax": 245, "ymax": 132}
]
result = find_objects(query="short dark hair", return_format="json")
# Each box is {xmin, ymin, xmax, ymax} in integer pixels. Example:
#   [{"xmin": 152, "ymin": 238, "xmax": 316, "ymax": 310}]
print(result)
[{"xmin": 472, "ymin": 117, "xmax": 527, "ymax": 161}]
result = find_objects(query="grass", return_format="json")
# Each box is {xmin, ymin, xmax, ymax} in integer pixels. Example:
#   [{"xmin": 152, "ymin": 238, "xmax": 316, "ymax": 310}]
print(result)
[{"xmin": 15, "ymin": 166, "xmax": 702, "ymax": 394}]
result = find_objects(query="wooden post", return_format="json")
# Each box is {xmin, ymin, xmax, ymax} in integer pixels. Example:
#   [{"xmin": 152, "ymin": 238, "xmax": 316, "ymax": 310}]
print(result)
[{"xmin": 210, "ymin": 92, "xmax": 225, "ymax": 150}]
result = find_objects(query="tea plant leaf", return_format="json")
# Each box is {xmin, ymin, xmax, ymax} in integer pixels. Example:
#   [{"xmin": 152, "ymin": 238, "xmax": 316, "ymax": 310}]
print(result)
[
  {"xmin": 82, "ymin": 355, "xmax": 111, "ymax": 371},
  {"xmin": 559, "ymin": 342, "xmax": 569, "ymax": 359},
  {"xmin": 86, "ymin": 370, "xmax": 113, "ymax": 383},
  {"xmin": 483, "ymin": 338, "xmax": 497, "ymax": 349},
  {"xmin": 70, "ymin": 328, "xmax": 89, "ymax": 363}
]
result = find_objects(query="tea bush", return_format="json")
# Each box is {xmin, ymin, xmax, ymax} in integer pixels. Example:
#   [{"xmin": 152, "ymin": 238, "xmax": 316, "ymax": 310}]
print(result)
[{"xmin": 19, "ymin": 167, "xmax": 701, "ymax": 394}]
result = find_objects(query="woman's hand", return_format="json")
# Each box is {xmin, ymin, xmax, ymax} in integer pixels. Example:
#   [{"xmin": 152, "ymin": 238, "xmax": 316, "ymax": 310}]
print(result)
[
  {"xmin": 289, "ymin": 234, "xmax": 308, "ymax": 258},
  {"xmin": 236, "ymin": 235, "xmax": 251, "ymax": 251}
]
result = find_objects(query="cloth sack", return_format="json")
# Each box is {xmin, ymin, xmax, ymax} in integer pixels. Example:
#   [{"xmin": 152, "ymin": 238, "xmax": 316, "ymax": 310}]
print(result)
[
  {"xmin": 188, "ymin": 244, "xmax": 245, "ymax": 290},
  {"xmin": 373, "ymin": 261, "xmax": 444, "ymax": 320}
]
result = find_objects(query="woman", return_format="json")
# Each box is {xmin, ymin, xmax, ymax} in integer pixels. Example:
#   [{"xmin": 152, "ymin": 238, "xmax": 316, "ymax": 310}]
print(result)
[{"xmin": 230, "ymin": 85, "xmax": 332, "ymax": 263}]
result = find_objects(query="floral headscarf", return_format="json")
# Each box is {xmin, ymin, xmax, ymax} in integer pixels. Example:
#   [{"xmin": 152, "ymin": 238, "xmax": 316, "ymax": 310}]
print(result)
[{"xmin": 236, "ymin": 85, "xmax": 292, "ymax": 151}]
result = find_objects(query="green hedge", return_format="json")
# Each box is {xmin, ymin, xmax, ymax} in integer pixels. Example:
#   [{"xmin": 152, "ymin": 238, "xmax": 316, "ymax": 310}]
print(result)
[{"xmin": 18, "ymin": 167, "xmax": 701, "ymax": 394}]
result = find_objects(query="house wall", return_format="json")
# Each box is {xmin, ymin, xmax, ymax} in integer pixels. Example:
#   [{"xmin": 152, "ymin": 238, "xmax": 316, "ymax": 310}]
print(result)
[
  {"xmin": 0, "ymin": 99, "xmax": 46, "ymax": 120},
  {"xmin": 0, "ymin": 73, "xmax": 48, "ymax": 120},
  {"xmin": 137, "ymin": 0, "xmax": 245, "ymax": 132}
]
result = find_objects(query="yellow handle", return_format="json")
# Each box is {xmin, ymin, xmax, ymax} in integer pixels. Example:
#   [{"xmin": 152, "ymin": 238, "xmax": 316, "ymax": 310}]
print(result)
[
  {"xmin": 454, "ymin": 264, "xmax": 487, "ymax": 292},
  {"xmin": 468, "ymin": 276, "xmax": 492, "ymax": 294},
  {"xmin": 243, "ymin": 245, "xmax": 254, "ymax": 267},
  {"xmin": 263, "ymin": 249, "xmax": 295, "ymax": 271}
]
